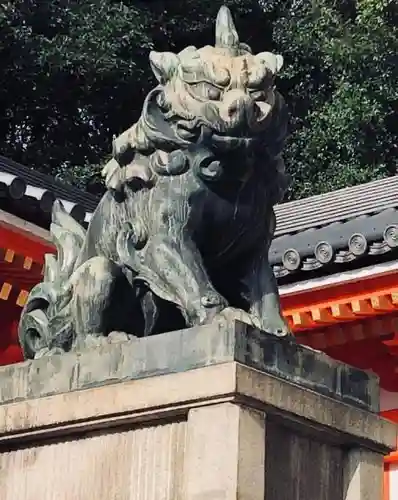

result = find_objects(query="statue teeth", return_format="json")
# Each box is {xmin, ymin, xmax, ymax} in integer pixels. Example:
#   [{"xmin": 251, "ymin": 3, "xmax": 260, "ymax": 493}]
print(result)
[
  {"xmin": 255, "ymin": 101, "xmax": 272, "ymax": 119},
  {"xmin": 158, "ymin": 150, "xmax": 169, "ymax": 165}
]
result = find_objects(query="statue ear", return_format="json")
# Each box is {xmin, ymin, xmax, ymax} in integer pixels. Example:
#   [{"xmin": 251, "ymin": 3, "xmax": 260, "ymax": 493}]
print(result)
[
  {"xmin": 149, "ymin": 51, "xmax": 179, "ymax": 84},
  {"xmin": 256, "ymin": 52, "xmax": 284, "ymax": 75},
  {"xmin": 275, "ymin": 55, "xmax": 284, "ymax": 73},
  {"xmin": 239, "ymin": 42, "xmax": 253, "ymax": 54}
]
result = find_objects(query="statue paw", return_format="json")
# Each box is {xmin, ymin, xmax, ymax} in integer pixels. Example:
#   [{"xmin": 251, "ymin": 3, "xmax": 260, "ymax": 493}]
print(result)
[
  {"xmin": 212, "ymin": 307, "xmax": 255, "ymax": 327},
  {"xmin": 252, "ymin": 318, "xmax": 292, "ymax": 337},
  {"xmin": 192, "ymin": 293, "xmax": 229, "ymax": 325},
  {"xmin": 200, "ymin": 292, "xmax": 226, "ymax": 308},
  {"xmin": 72, "ymin": 332, "xmax": 137, "ymax": 351},
  {"xmin": 34, "ymin": 347, "xmax": 65, "ymax": 359},
  {"xmin": 73, "ymin": 334, "xmax": 111, "ymax": 351},
  {"xmin": 107, "ymin": 331, "xmax": 137, "ymax": 343}
]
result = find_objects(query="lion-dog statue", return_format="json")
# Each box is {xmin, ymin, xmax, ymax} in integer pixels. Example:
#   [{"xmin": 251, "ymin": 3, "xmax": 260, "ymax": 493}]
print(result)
[{"xmin": 19, "ymin": 6, "xmax": 291, "ymax": 358}]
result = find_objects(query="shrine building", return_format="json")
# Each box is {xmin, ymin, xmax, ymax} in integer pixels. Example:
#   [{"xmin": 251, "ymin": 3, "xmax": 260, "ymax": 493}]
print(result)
[{"xmin": 1, "ymin": 154, "xmax": 397, "ymax": 498}]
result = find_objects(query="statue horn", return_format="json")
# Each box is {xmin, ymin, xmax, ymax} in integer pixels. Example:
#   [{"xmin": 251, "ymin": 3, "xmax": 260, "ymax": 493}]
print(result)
[{"xmin": 215, "ymin": 6, "xmax": 239, "ymax": 50}]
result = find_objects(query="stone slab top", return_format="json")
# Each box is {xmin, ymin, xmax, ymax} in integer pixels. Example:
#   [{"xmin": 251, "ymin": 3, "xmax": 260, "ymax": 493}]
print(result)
[
  {"xmin": 0, "ymin": 319, "xmax": 379, "ymax": 412},
  {"xmin": 0, "ymin": 362, "xmax": 395, "ymax": 454}
]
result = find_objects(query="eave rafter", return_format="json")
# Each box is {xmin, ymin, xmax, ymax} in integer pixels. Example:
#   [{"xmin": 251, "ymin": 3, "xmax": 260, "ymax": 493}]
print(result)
[
  {"xmin": 294, "ymin": 313, "xmax": 398, "ymax": 391},
  {"xmin": 0, "ymin": 242, "xmax": 47, "ymax": 309},
  {"xmin": 295, "ymin": 313, "xmax": 398, "ymax": 350},
  {"xmin": 0, "ymin": 218, "xmax": 54, "ymax": 311},
  {"xmin": 283, "ymin": 289, "xmax": 398, "ymax": 333},
  {"xmin": 283, "ymin": 270, "xmax": 398, "ymax": 391}
]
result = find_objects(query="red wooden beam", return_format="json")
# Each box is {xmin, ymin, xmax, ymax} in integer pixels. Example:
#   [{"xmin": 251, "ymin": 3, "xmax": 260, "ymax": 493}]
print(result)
[
  {"xmin": 282, "ymin": 272, "xmax": 398, "ymax": 312},
  {"xmin": 0, "ymin": 345, "xmax": 23, "ymax": 365},
  {"xmin": 0, "ymin": 224, "xmax": 54, "ymax": 264},
  {"xmin": 0, "ymin": 271, "xmax": 42, "ymax": 292}
]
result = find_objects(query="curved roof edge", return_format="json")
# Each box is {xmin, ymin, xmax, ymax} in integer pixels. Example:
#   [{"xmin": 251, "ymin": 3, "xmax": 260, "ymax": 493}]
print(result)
[{"xmin": 274, "ymin": 175, "xmax": 398, "ymax": 236}]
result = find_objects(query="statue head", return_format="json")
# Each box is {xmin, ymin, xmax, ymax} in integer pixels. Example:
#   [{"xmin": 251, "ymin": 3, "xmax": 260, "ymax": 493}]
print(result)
[
  {"xmin": 148, "ymin": 6, "xmax": 284, "ymax": 141},
  {"xmin": 121, "ymin": 6, "xmax": 288, "ymax": 201}
]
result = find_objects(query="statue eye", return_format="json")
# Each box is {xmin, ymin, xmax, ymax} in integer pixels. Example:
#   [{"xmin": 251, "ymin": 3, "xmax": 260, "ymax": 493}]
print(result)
[
  {"xmin": 189, "ymin": 82, "xmax": 221, "ymax": 101},
  {"xmin": 216, "ymin": 69, "xmax": 231, "ymax": 86},
  {"xmin": 207, "ymin": 86, "xmax": 221, "ymax": 100}
]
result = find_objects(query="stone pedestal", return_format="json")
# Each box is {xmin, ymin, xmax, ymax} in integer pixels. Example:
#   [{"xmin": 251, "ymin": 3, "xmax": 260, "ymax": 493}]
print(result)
[{"xmin": 0, "ymin": 321, "xmax": 396, "ymax": 499}]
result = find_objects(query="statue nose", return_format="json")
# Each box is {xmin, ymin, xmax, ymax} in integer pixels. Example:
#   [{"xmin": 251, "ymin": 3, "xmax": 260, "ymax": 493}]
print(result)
[
  {"xmin": 221, "ymin": 90, "xmax": 253, "ymax": 123},
  {"xmin": 227, "ymin": 100, "xmax": 239, "ymax": 117}
]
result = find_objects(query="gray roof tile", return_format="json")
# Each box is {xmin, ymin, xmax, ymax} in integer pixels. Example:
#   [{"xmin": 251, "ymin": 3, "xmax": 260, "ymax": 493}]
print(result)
[{"xmin": 272, "ymin": 176, "xmax": 398, "ymax": 280}]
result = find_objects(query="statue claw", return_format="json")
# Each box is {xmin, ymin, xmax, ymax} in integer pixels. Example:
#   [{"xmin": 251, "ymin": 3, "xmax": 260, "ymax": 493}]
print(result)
[
  {"xmin": 212, "ymin": 307, "xmax": 256, "ymax": 328},
  {"xmin": 212, "ymin": 307, "xmax": 292, "ymax": 337}
]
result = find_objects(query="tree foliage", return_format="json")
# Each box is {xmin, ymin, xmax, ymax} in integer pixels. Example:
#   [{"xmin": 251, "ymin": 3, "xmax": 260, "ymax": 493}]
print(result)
[
  {"xmin": 0, "ymin": 0, "xmax": 154, "ymax": 192},
  {"xmin": 0, "ymin": 0, "xmax": 396, "ymax": 199},
  {"xmin": 264, "ymin": 0, "xmax": 398, "ymax": 199}
]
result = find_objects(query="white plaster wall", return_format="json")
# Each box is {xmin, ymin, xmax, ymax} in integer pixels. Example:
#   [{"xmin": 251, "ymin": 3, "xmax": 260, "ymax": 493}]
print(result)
[
  {"xmin": 389, "ymin": 464, "xmax": 398, "ymax": 499},
  {"xmin": 380, "ymin": 389, "xmax": 398, "ymax": 412}
]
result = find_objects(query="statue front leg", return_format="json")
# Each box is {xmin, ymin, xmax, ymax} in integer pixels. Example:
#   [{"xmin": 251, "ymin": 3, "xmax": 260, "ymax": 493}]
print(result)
[
  {"xmin": 136, "ymin": 232, "xmax": 227, "ymax": 327},
  {"xmin": 242, "ymin": 246, "xmax": 291, "ymax": 337},
  {"xmin": 66, "ymin": 256, "xmax": 137, "ymax": 347}
]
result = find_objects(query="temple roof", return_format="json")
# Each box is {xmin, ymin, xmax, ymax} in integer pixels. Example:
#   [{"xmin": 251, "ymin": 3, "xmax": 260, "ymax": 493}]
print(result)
[
  {"xmin": 1, "ymin": 154, "xmax": 398, "ymax": 284},
  {"xmin": 0, "ymin": 155, "xmax": 98, "ymax": 225},
  {"xmin": 272, "ymin": 176, "xmax": 398, "ymax": 282}
]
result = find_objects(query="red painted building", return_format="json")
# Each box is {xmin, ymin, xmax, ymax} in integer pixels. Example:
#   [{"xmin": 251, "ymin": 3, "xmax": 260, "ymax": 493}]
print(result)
[{"xmin": 1, "ymin": 155, "xmax": 398, "ymax": 497}]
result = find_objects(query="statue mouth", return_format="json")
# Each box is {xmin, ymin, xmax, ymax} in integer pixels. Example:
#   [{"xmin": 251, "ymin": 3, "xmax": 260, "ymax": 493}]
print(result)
[
  {"xmin": 212, "ymin": 130, "xmax": 257, "ymax": 141},
  {"xmin": 207, "ymin": 131, "xmax": 260, "ymax": 154},
  {"xmin": 176, "ymin": 120, "xmax": 258, "ymax": 145}
]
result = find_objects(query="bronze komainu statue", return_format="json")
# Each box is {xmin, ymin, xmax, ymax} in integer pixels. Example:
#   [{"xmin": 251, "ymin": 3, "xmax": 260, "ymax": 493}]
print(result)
[{"xmin": 19, "ymin": 7, "xmax": 291, "ymax": 358}]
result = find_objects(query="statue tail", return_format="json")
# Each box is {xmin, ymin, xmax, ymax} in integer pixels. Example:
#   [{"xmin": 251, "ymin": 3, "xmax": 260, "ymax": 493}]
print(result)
[{"xmin": 18, "ymin": 200, "xmax": 87, "ymax": 359}]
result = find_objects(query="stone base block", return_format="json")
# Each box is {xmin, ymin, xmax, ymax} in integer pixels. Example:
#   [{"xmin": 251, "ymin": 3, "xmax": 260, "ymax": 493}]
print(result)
[{"xmin": 0, "ymin": 321, "xmax": 396, "ymax": 499}]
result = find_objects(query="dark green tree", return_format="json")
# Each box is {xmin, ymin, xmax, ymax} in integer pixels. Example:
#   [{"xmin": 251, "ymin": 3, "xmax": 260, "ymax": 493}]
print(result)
[
  {"xmin": 0, "ymin": 1, "xmax": 396, "ymax": 199},
  {"xmin": 0, "ymin": 0, "xmax": 267, "ymax": 192},
  {"xmin": 263, "ymin": 0, "xmax": 397, "ymax": 199},
  {"xmin": 0, "ymin": 1, "xmax": 154, "ymax": 191}
]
